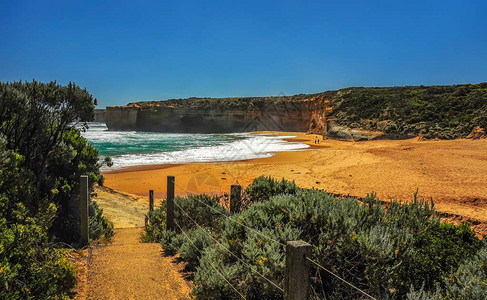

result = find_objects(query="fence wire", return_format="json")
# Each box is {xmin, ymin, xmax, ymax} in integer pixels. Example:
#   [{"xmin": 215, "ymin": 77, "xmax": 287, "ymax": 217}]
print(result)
[
  {"xmin": 168, "ymin": 177, "xmax": 378, "ymax": 300},
  {"xmin": 173, "ymin": 219, "xmax": 246, "ymax": 299},
  {"xmin": 173, "ymin": 199, "xmax": 284, "ymax": 293},
  {"xmin": 171, "ymin": 179, "xmax": 286, "ymax": 248},
  {"xmin": 306, "ymin": 257, "xmax": 377, "ymax": 300}
]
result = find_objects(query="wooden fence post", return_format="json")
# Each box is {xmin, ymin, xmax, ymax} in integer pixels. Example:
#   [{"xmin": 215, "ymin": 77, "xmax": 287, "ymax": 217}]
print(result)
[
  {"xmin": 80, "ymin": 175, "xmax": 89, "ymax": 245},
  {"xmin": 149, "ymin": 189, "xmax": 154, "ymax": 212},
  {"xmin": 166, "ymin": 176, "xmax": 175, "ymax": 231},
  {"xmin": 230, "ymin": 185, "xmax": 242, "ymax": 213},
  {"xmin": 285, "ymin": 240, "xmax": 312, "ymax": 300}
]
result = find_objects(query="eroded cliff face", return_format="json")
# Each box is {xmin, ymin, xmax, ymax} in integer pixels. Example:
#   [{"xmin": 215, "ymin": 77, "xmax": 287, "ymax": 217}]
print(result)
[
  {"xmin": 105, "ymin": 83, "xmax": 487, "ymax": 139},
  {"xmin": 94, "ymin": 109, "xmax": 106, "ymax": 123},
  {"xmin": 105, "ymin": 95, "xmax": 385, "ymax": 141},
  {"xmin": 105, "ymin": 106, "xmax": 139, "ymax": 130},
  {"xmin": 105, "ymin": 98, "xmax": 325, "ymax": 134}
]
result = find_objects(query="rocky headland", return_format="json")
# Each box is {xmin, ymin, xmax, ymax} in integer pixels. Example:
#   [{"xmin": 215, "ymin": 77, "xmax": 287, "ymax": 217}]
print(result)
[{"xmin": 104, "ymin": 83, "xmax": 487, "ymax": 140}]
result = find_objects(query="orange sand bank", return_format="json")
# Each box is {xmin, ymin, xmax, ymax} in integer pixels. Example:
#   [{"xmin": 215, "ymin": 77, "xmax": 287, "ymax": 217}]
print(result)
[{"xmin": 103, "ymin": 132, "xmax": 487, "ymax": 227}]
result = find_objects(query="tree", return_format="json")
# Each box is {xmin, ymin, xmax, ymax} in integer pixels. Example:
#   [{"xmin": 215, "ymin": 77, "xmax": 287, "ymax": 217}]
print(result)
[
  {"xmin": 0, "ymin": 80, "xmax": 112, "ymax": 298},
  {"xmin": 0, "ymin": 80, "xmax": 95, "ymax": 199},
  {"xmin": 0, "ymin": 80, "xmax": 109, "ymax": 242}
]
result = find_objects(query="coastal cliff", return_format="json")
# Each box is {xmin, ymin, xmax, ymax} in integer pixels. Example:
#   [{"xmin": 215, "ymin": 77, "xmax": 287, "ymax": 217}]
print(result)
[
  {"xmin": 106, "ymin": 96, "xmax": 329, "ymax": 134},
  {"xmin": 94, "ymin": 109, "xmax": 106, "ymax": 123},
  {"xmin": 105, "ymin": 83, "xmax": 487, "ymax": 139}
]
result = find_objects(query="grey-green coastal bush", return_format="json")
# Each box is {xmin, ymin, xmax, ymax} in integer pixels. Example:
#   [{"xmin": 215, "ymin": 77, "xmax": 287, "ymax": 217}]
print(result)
[
  {"xmin": 407, "ymin": 244, "xmax": 487, "ymax": 299},
  {"xmin": 144, "ymin": 176, "xmax": 486, "ymax": 299},
  {"xmin": 89, "ymin": 200, "xmax": 114, "ymax": 241},
  {"xmin": 178, "ymin": 228, "xmax": 213, "ymax": 272},
  {"xmin": 244, "ymin": 176, "xmax": 298, "ymax": 203},
  {"xmin": 193, "ymin": 199, "xmax": 302, "ymax": 299},
  {"xmin": 443, "ymin": 244, "xmax": 487, "ymax": 299},
  {"xmin": 142, "ymin": 194, "xmax": 228, "ymax": 244}
]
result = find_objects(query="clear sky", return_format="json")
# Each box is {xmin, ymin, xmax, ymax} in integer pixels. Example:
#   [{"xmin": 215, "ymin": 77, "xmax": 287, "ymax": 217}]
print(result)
[{"xmin": 1, "ymin": 0, "xmax": 486, "ymax": 107}]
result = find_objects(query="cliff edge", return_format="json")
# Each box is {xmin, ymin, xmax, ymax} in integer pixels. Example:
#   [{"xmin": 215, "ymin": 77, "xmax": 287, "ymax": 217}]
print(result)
[{"xmin": 105, "ymin": 83, "xmax": 487, "ymax": 140}]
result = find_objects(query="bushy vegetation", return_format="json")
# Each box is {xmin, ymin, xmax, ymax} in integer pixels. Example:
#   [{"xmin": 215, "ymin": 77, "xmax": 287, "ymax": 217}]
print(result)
[
  {"xmin": 129, "ymin": 93, "xmax": 314, "ymax": 111},
  {"xmin": 331, "ymin": 83, "xmax": 487, "ymax": 139},
  {"xmin": 142, "ymin": 194, "xmax": 227, "ymax": 244},
  {"xmin": 145, "ymin": 176, "xmax": 486, "ymax": 299},
  {"xmin": 0, "ymin": 80, "xmax": 112, "ymax": 298},
  {"xmin": 142, "ymin": 194, "xmax": 228, "ymax": 274},
  {"xmin": 244, "ymin": 176, "xmax": 298, "ymax": 203}
]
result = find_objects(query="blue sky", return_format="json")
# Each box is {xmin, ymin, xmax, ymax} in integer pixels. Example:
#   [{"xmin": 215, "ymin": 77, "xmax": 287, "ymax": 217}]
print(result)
[{"xmin": 1, "ymin": 0, "xmax": 486, "ymax": 107}]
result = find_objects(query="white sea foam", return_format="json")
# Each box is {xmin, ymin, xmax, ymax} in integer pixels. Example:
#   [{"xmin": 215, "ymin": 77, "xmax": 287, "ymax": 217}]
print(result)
[
  {"xmin": 82, "ymin": 123, "xmax": 310, "ymax": 170},
  {"xmin": 104, "ymin": 134, "xmax": 308, "ymax": 170}
]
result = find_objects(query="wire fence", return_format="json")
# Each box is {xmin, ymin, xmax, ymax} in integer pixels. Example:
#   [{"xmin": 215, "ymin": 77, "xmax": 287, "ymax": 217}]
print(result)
[
  {"xmin": 173, "ymin": 198, "xmax": 284, "ymax": 293},
  {"xmin": 305, "ymin": 257, "xmax": 376, "ymax": 300},
  {"xmin": 173, "ymin": 180, "xmax": 287, "ymax": 248},
  {"xmin": 173, "ymin": 220, "xmax": 247, "ymax": 299},
  {"xmin": 165, "ymin": 177, "xmax": 377, "ymax": 300}
]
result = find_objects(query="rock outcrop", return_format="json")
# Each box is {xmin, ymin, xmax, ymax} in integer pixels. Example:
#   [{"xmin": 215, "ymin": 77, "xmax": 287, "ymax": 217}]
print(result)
[
  {"xmin": 326, "ymin": 123, "xmax": 384, "ymax": 141},
  {"xmin": 94, "ymin": 109, "xmax": 106, "ymax": 123},
  {"xmin": 106, "ymin": 105, "xmax": 138, "ymax": 130},
  {"xmin": 104, "ymin": 83, "xmax": 487, "ymax": 140},
  {"xmin": 105, "ymin": 95, "xmax": 384, "ymax": 140},
  {"xmin": 466, "ymin": 126, "xmax": 485, "ymax": 139},
  {"xmin": 106, "ymin": 98, "xmax": 320, "ymax": 134}
]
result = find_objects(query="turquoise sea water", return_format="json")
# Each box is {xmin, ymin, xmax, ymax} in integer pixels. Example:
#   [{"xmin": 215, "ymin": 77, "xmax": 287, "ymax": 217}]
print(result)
[{"xmin": 82, "ymin": 123, "xmax": 309, "ymax": 169}]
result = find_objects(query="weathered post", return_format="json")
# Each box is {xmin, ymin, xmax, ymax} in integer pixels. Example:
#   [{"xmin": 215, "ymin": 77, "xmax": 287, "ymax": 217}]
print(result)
[
  {"xmin": 285, "ymin": 240, "xmax": 312, "ymax": 300},
  {"xmin": 149, "ymin": 189, "xmax": 154, "ymax": 212},
  {"xmin": 80, "ymin": 175, "xmax": 89, "ymax": 245},
  {"xmin": 166, "ymin": 176, "xmax": 175, "ymax": 231},
  {"xmin": 230, "ymin": 185, "xmax": 242, "ymax": 213}
]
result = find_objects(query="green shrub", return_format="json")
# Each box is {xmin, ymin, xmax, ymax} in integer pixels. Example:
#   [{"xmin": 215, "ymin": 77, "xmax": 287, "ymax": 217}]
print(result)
[
  {"xmin": 178, "ymin": 228, "xmax": 212, "ymax": 272},
  {"xmin": 146, "ymin": 177, "xmax": 484, "ymax": 299},
  {"xmin": 394, "ymin": 221, "xmax": 482, "ymax": 294},
  {"xmin": 406, "ymin": 285, "xmax": 444, "ymax": 300},
  {"xmin": 193, "ymin": 194, "xmax": 302, "ymax": 299},
  {"xmin": 173, "ymin": 194, "xmax": 228, "ymax": 232},
  {"xmin": 245, "ymin": 176, "xmax": 298, "ymax": 203},
  {"xmin": 159, "ymin": 229, "xmax": 180, "ymax": 255},
  {"xmin": 193, "ymin": 244, "xmax": 247, "ymax": 299},
  {"xmin": 143, "ymin": 194, "xmax": 228, "ymax": 243},
  {"xmin": 444, "ymin": 243, "xmax": 487, "ymax": 299},
  {"xmin": 142, "ymin": 204, "xmax": 167, "ymax": 243},
  {"xmin": 193, "ymin": 188, "xmax": 483, "ymax": 299},
  {"xmin": 0, "ymin": 203, "xmax": 76, "ymax": 299},
  {"xmin": 89, "ymin": 200, "xmax": 114, "ymax": 241},
  {"xmin": 0, "ymin": 80, "xmax": 111, "ymax": 298},
  {"xmin": 406, "ymin": 243, "xmax": 487, "ymax": 300}
]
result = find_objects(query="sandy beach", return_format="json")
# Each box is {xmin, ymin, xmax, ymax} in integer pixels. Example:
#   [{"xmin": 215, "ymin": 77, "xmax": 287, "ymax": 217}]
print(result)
[{"xmin": 102, "ymin": 132, "xmax": 487, "ymax": 232}]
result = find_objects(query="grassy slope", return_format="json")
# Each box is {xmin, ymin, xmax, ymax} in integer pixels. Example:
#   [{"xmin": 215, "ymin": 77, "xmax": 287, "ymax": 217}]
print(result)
[
  {"xmin": 331, "ymin": 83, "xmax": 487, "ymax": 139},
  {"xmin": 130, "ymin": 83, "xmax": 487, "ymax": 139}
]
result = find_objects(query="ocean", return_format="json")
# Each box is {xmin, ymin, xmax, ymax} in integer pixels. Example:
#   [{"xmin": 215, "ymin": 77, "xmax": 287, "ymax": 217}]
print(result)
[{"xmin": 82, "ymin": 123, "xmax": 309, "ymax": 170}]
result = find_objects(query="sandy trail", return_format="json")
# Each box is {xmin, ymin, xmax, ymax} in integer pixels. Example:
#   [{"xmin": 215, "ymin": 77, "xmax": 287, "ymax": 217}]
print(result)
[
  {"xmin": 103, "ymin": 133, "xmax": 487, "ymax": 235},
  {"xmin": 94, "ymin": 186, "xmax": 148, "ymax": 228},
  {"xmin": 86, "ymin": 192, "xmax": 191, "ymax": 299}
]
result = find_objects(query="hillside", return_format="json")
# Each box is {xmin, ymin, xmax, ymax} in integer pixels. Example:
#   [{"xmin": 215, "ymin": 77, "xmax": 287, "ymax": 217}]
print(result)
[
  {"xmin": 106, "ymin": 83, "xmax": 487, "ymax": 139},
  {"xmin": 329, "ymin": 83, "xmax": 487, "ymax": 139}
]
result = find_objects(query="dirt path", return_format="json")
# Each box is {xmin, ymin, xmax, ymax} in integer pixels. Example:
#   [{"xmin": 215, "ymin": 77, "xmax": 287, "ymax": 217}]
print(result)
[
  {"xmin": 93, "ymin": 186, "xmax": 149, "ymax": 228},
  {"xmin": 87, "ymin": 227, "xmax": 191, "ymax": 300},
  {"xmin": 84, "ymin": 189, "xmax": 191, "ymax": 299}
]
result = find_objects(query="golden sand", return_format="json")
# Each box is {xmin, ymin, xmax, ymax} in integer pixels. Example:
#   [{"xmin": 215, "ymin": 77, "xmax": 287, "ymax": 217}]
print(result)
[{"xmin": 103, "ymin": 132, "xmax": 487, "ymax": 230}]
